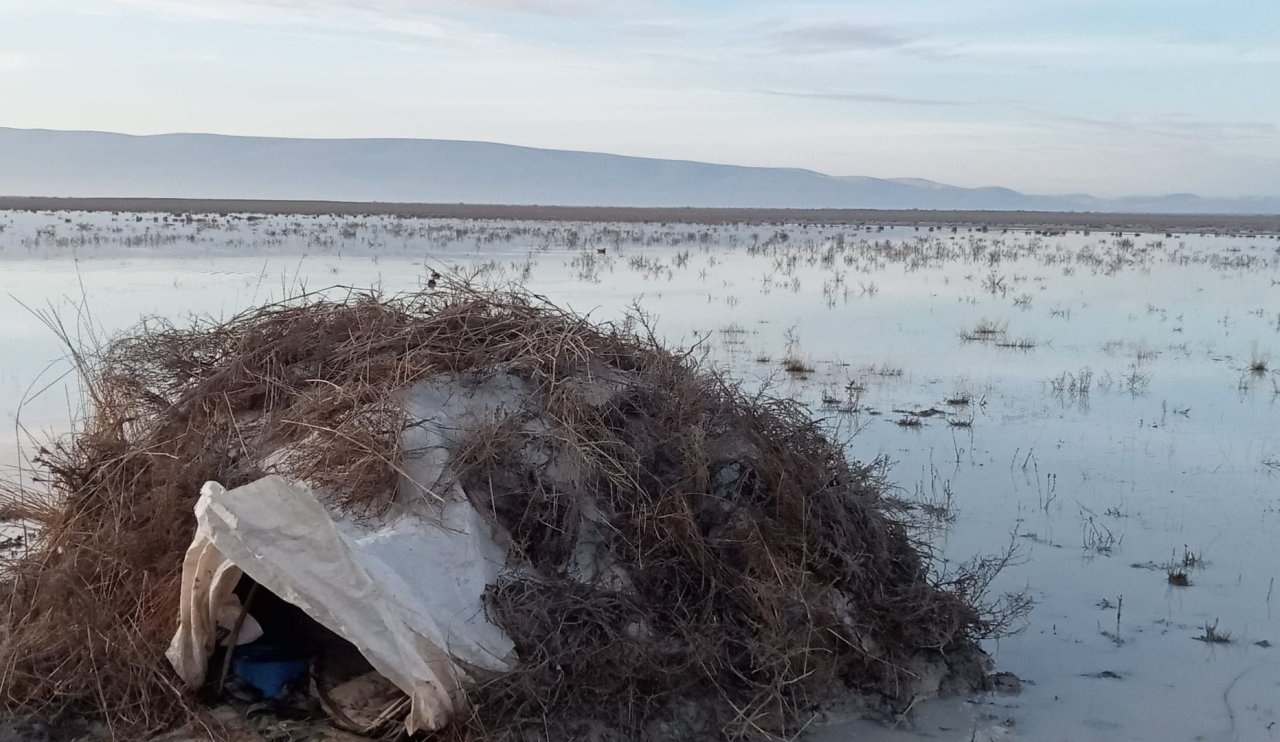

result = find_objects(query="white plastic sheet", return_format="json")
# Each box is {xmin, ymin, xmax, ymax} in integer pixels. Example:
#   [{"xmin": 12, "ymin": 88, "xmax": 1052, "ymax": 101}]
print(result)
[
  {"xmin": 167, "ymin": 376, "xmax": 544, "ymax": 731},
  {"xmin": 166, "ymin": 475, "xmax": 514, "ymax": 732}
]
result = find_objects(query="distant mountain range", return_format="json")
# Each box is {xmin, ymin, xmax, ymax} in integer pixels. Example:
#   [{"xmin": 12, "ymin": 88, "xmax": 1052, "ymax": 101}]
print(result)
[{"xmin": 1, "ymin": 127, "xmax": 1276, "ymax": 214}]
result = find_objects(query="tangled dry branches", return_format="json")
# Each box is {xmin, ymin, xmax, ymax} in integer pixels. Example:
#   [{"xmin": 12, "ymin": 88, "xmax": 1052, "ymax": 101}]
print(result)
[{"xmin": 0, "ymin": 284, "xmax": 1026, "ymax": 739}]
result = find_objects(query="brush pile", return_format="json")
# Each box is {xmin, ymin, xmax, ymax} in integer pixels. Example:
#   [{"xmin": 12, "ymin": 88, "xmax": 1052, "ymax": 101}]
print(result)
[{"xmin": 0, "ymin": 285, "xmax": 1023, "ymax": 739}]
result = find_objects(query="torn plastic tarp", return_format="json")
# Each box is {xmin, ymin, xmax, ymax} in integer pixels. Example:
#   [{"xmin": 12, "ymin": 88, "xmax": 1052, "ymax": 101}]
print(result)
[
  {"xmin": 167, "ymin": 375, "xmax": 552, "ymax": 732},
  {"xmin": 165, "ymin": 474, "xmax": 515, "ymax": 733}
]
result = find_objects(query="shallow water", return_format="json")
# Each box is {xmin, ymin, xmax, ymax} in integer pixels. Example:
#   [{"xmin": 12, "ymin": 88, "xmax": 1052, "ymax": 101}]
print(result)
[{"xmin": 2, "ymin": 210, "xmax": 1279, "ymax": 741}]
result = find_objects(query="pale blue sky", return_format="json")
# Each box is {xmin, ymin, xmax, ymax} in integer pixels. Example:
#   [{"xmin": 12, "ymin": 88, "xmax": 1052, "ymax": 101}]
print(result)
[{"xmin": 1, "ymin": 0, "xmax": 1277, "ymax": 196}]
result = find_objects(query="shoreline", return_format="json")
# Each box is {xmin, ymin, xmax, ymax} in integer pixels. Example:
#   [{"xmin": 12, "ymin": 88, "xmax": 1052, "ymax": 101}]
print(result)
[{"xmin": 3, "ymin": 197, "xmax": 1279, "ymax": 234}]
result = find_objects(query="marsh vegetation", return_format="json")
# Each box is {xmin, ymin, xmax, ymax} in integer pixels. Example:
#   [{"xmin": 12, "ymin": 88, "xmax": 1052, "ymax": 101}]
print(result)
[{"xmin": 1, "ymin": 209, "xmax": 1278, "ymax": 740}]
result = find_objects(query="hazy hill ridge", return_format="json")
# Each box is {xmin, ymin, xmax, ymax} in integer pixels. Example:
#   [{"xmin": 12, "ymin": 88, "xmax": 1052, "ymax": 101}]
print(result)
[{"xmin": 1, "ymin": 127, "xmax": 1275, "ymax": 214}]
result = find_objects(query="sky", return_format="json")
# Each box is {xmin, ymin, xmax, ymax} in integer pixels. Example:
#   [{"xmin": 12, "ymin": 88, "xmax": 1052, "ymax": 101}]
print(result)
[{"xmin": 1, "ymin": 0, "xmax": 1277, "ymax": 197}]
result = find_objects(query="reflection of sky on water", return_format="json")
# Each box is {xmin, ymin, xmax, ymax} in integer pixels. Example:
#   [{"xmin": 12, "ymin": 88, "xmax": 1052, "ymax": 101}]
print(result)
[{"xmin": 2, "ymin": 210, "xmax": 1279, "ymax": 740}]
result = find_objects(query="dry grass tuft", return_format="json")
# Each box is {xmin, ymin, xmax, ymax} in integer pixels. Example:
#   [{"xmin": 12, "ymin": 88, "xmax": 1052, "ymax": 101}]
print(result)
[
  {"xmin": 781, "ymin": 356, "xmax": 814, "ymax": 374},
  {"xmin": 1, "ymin": 283, "xmax": 1025, "ymax": 738}
]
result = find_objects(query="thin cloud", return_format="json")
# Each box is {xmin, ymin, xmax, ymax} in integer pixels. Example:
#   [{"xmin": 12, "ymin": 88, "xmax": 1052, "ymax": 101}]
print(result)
[
  {"xmin": 102, "ymin": 0, "xmax": 499, "ymax": 45},
  {"xmin": 945, "ymin": 36, "xmax": 1280, "ymax": 65},
  {"xmin": 106, "ymin": 0, "xmax": 600, "ymax": 23},
  {"xmin": 761, "ymin": 23, "xmax": 1280, "ymax": 66},
  {"xmin": 758, "ymin": 89, "xmax": 970, "ymax": 107},
  {"xmin": 1035, "ymin": 110, "xmax": 1279, "ymax": 142},
  {"xmin": 764, "ymin": 23, "xmax": 952, "ymax": 60},
  {"xmin": 0, "ymin": 52, "xmax": 44, "ymax": 70}
]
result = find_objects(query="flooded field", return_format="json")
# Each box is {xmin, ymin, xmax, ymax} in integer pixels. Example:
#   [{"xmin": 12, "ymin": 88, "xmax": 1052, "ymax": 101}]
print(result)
[{"xmin": 2, "ymin": 210, "xmax": 1278, "ymax": 741}]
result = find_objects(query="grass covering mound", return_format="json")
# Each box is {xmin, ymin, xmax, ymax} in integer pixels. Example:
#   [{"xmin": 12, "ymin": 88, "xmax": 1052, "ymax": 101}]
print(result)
[{"xmin": 0, "ymin": 285, "xmax": 1025, "ymax": 739}]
